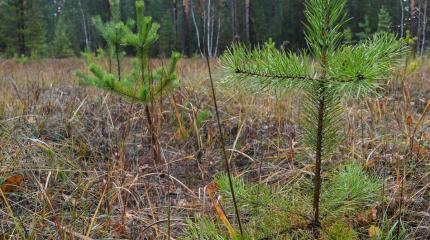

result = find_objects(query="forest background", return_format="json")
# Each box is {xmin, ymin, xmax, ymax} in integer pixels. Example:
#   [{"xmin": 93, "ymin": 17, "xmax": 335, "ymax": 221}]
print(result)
[{"xmin": 0, "ymin": 0, "xmax": 426, "ymax": 58}]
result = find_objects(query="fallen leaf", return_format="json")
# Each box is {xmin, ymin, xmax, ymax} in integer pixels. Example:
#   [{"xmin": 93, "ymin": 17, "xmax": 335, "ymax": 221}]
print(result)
[
  {"xmin": 27, "ymin": 116, "xmax": 36, "ymax": 124},
  {"xmin": 406, "ymin": 115, "xmax": 414, "ymax": 127},
  {"xmin": 289, "ymin": 214, "xmax": 309, "ymax": 229},
  {"xmin": 112, "ymin": 223, "xmax": 127, "ymax": 237},
  {"xmin": 356, "ymin": 213, "xmax": 367, "ymax": 225},
  {"xmin": 205, "ymin": 182, "xmax": 236, "ymax": 239},
  {"xmin": 355, "ymin": 206, "xmax": 377, "ymax": 225},
  {"xmin": 412, "ymin": 145, "xmax": 429, "ymax": 157},
  {"xmin": 0, "ymin": 175, "xmax": 24, "ymax": 193},
  {"xmin": 206, "ymin": 182, "xmax": 219, "ymax": 197},
  {"xmin": 368, "ymin": 207, "xmax": 377, "ymax": 221}
]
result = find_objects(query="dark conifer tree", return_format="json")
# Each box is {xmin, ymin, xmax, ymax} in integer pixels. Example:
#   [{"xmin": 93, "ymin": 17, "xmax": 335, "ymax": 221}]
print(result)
[
  {"xmin": 0, "ymin": 0, "xmax": 46, "ymax": 57},
  {"xmin": 52, "ymin": 13, "xmax": 74, "ymax": 58},
  {"xmin": 182, "ymin": 0, "xmax": 191, "ymax": 56}
]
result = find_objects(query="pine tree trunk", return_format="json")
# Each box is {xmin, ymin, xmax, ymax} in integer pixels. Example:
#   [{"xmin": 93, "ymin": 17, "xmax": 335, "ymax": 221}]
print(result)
[
  {"xmin": 416, "ymin": 0, "xmax": 423, "ymax": 53},
  {"xmin": 145, "ymin": 104, "xmax": 161, "ymax": 164},
  {"xmin": 313, "ymin": 83, "xmax": 326, "ymax": 229},
  {"xmin": 115, "ymin": 43, "xmax": 121, "ymax": 81},
  {"xmin": 245, "ymin": 0, "xmax": 251, "ymax": 44},
  {"xmin": 410, "ymin": 0, "xmax": 418, "ymax": 54},
  {"xmin": 182, "ymin": 0, "xmax": 191, "ymax": 56},
  {"xmin": 312, "ymin": 12, "xmax": 330, "ymax": 235},
  {"xmin": 190, "ymin": 0, "xmax": 204, "ymax": 57},
  {"xmin": 232, "ymin": 0, "xmax": 239, "ymax": 42},
  {"xmin": 420, "ymin": 0, "xmax": 428, "ymax": 56},
  {"xmin": 400, "ymin": 0, "xmax": 405, "ymax": 38},
  {"xmin": 55, "ymin": 0, "xmax": 62, "ymax": 17},
  {"xmin": 172, "ymin": 0, "xmax": 178, "ymax": 46},
  {"xmin": 78, "ymin": 0, "xmax": 91, "ymax": 51},
  {"xmin": 18, "ymin": 0, "xmax": 27, "ymax": 56},
  {"xmin": 107, "ymin": 0, "xmax": 111, "ymax": 19}
]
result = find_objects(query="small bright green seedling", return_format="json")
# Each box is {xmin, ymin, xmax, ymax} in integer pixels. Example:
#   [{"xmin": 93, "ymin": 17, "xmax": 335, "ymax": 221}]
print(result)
[
  {"xmin": 76, "ymin": 0, "xmax": 180, "ymax": 163},
  {"xmin": 77, "ymin": 0, "xmax": 180, "ymax": 104}
]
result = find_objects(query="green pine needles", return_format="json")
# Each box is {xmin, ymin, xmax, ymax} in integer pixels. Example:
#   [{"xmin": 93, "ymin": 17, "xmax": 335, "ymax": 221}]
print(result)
[
  {"xmin": 76, "ymin": 0, "xmax": 180, "ymax": 104},
  {"xmin": 222, "ymin": 0, "xmax": 405, "ymax": 229},
  {"xmin": 76, "ymin": 0, "xmax": 180, "ymax": 163},
  {"xmin": 91, "ymin": 0, "xmax": 131, "ymax": 81},
  {"xmin": 182, "ymin": 162, "xmax": 382, "ymax": 239}
]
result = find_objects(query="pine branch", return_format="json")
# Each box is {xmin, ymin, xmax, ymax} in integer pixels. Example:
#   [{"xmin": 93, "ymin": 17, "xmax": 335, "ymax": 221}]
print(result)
[
  {"xmin": 233, "ymin": 68, "xmax": 391, "ymax": 83},
  {"xmin": 222, "ymin": 35, "xmax": 403, "ymax": 92},
  {"xmin": 221, "ymin": 43, "xmax": 314, "ymax": 90},
  {"xmin": 233, "ymin": 68, "xmax": 316, "ymax": 81},
  {"xmin": 330, "ymin": 35, "xmax": 404, "ymax": 78}
]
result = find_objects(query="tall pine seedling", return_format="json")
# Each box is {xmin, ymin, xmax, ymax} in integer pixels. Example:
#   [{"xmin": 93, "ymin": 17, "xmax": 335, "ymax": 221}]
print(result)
[
  {"xmin": 76, "ymin": 0, "xmax": 180, "ymax": 163},
  {"xmin": 222, "ymin": 0, "xmax": 404, "ymax": 229}
]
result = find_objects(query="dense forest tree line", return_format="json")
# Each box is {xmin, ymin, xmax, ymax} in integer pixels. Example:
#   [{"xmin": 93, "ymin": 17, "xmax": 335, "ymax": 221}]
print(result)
[{"xmin": 0, "ymin": 0, "xmax": 428, "ymax": 58}]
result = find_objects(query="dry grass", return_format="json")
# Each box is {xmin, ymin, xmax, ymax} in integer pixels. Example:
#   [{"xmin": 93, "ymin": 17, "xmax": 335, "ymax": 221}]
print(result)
[{"xmin": 0, "ymin": 57, "xmax": 429, "ymax": 239}]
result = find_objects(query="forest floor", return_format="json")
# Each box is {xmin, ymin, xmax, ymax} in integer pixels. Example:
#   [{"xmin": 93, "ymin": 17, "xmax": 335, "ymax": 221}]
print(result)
[{"xmin": 0, "ymin": 58, "xmax": 429, "ymax": 239}]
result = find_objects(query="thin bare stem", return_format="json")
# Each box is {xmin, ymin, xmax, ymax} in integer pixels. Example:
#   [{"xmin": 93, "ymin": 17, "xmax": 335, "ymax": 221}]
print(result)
[{"xmin": 204, "ymin": 49, "xmax": 244, "ymax": 235}]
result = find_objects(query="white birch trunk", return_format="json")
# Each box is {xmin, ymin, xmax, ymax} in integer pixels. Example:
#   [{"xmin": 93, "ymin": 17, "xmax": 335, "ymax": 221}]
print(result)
[{"xmin": 78, "ymin": 0, "xmax": 90, "ymax": 51}]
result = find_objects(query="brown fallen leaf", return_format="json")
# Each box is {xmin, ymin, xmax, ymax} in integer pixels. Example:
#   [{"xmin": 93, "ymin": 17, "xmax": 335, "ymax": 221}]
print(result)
[
  {"xmin": 206, "ymin": 182, "xmax": 219, "ymax": 197},
  {"xmin": 205, "ymin": 182, "xmax": 237, "ymax": 239},
  {"xmin": 406, "ymin": 115, "xmax": 414, "ymax": 127},
  {"xmin": 355, "ymin": 206, "xmax": 377, "ymax": 225},
  {"xmin": 412, "ymin": 145, "xmax": 429, "ymax": 157},
  {"xmin": 112, "ymin": 223, "xmax": 127, "ymax": 237},
  {"xmin": 368, "ymin": 206, "xmax": 377, "ymax": 222},
  {"xmin": 0, "ymin": 175, "xmax": 24, "ymax": 193},
  {"xmin": 289, "ymin": 213, "xmax": 309, "ymax": 230},
  {"xmin": 356, "ymin": 213, "xmax": 367, "ymax": 225}
]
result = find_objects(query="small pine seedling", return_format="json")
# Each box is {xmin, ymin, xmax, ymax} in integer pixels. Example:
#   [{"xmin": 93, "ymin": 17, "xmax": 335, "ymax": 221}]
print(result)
[
  {"xmin": 76, "ymin": 0, "xmax": 180, "ymax": 163},
  {"xmin": 222, "ymin": 0, "xmax": 405, "ymax": 230}
]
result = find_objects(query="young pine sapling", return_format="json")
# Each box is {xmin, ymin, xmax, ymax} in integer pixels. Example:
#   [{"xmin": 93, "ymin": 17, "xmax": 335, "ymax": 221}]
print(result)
[
  {"xmin": 222, "ymin": 0, "xmax": 404, "ymax": 229},
  {"xmin": 76, "ymin": 0, "xmax": 180, "ymax": 164}
]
